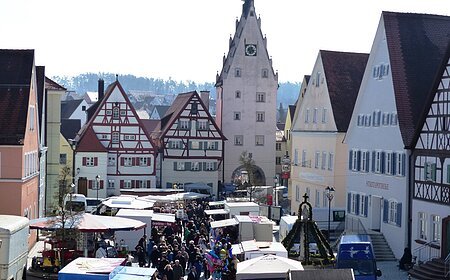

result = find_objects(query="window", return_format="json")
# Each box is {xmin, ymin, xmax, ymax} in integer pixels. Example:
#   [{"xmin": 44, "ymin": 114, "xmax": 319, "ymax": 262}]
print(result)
[
  {"xmin": 108, "ymin": 180, "xmax": 115, "ymax": 189},
  {"xmin": 113, "ymin": 107, "xmax": 119, "ymax": 119},
  {"xmin": 305, "ymin": 109, "xmax": 310, "ymax": 123},
  {"xmin": 135, "ymin": 180, "xmax": 145, "ymax": 188},
  {"xmin": 431, "ymin": 215, "xmax": 441, "ymax": 242},
  {"xmin": 179, "ymin": 120, "xmax": 190, "ymax": 130},
  {"xmin": 390, "ymin": 112, "xmax": 398, "ymax": 126},
  {"xmin": 235, "ymin": 91, "xmax": 241, "ymax": 98},
  {"xmin": 321, "ymin": 151, "xmax": 326, "ymax": 170},
  {"xmin": 424, "ymin": 162, "xmax": 436, "ymax": 182},
  {"xmin": 59, "ymin": 154, "xmax": 67, "ymax": 164},
  {"xmin": 374, "ymin": 151, "xmax": 382, "ymax": 173},
  {"xmin": 315, "ymin": 190, "xmax": 320, "ymax": 207},
  {"xmin": 296, "ymin": 185, "xmax": 300, "ymax": 202},
  {"xmin": 365, "ymin": 114, "xmax": 372, "ymax": 126},
  {"xmin": 351, "ymin": 193, "xmax": 358, "ymax": 214},
  {"xmin": 359, "ymin": 194, "xmax": 367, "ymax": 217},
  {"xmin": 112, "ymin": 132, "xmax": 120, "ymax": 144},
  {"xmin": 190, "ymin": 141, "xmax": 200, "ymax": 150},
  {"xmin": 313, "ymin": 108, "xmax": 318, "ymax": 123},
  {"xmin": 328, "ymin": 153, "xmax": 334, "ymax": 170},
  {"xmin": 301, "ymin": 150, "xmax": 306, "ymax": 167},
  {"xmin": 29, "ymin": 106, "xmax": 35, "ymax": 131},
  {"xmin": 322, "ymin": 108, "xmax": 327, "ymax": 123},
  {"xmin": 256, "ymin": 111, "xmax": 265, "ymax": 122},
  {"xmin": 205, "ymin": 162, "xmax": 216, "ymax": 171},
  {"xmin": 350, "ymin": 150, "xmax": 359, "ymax": 171},
  {"xmin": 276, "ymin": 143, "xmax": 282, "ymax": 151},
  {"xmin": 361, "ymin": 151, "xmax": 369, "ymax": 172},
  {"xmin": 418, "ymin": 212, "xmax": 427, "ymax": 240},
  {"xmin": 123, "ymin": 157, "xmax": 132, "ymax": 167},
  {"xmin": 276, "ymin": 157, "xmax": 281, "ymax": 165},
  {"xmin": 85, "ymin": 157, "xmax": 95, "ymax": 167},
  {"xmin": 234, "ymin": 135, "xmax": 243, "ymax": 146},
  {"xmin": 176, "ymin": 162, "xmax": 185, "ymax": 171},
  {"xmin": 373, "ymin": 110, "xmax": 381, "ymax": 127},
  {"xmin": 385, "ymin": 152, "xmax": 393, "ymax": 175},
  {"xmin": 191, "ymin": 162, "xmax": 201, "ymax": 171},
  {"xmin": 139, "ymin": 157, "xmax": 148, "ymax": 166},
  {"xmin": 255, "ymin": 135, "xmax": 264, "ymax": 146},
  {"xmin": 234, "ymin": 112, "xmax": 241, "ymax": 120},
  {"xmin": 120, "ymin": 110, "xmax": 126, "ymax": 116},
  {"xmin": 235, "ymin": 68, "xmax": 241, "ymax": 77},
  {"xmin": 124, "ymin": 135, "xmax": 136, "ymax": 140},
  {"xmin": 294, "ymin": 149, "xmax": 299, "ymax": 166},
  {"xmin": 262, "ymin": 69, "xmax": 268, "ymax": 78},
  {"xmin": 197, "ymin": 120, "xmax": 208, "ymax": 130},
  {"xmin": 170, "ymin": 140, "xmax": 182, "ymax": 149},
  {"xmin": 314, "ymin": 151, "xmax": 320, "ymax": 169},
  {"xmin": 396, "ymin": 152, "xmax": 406, "ymax": 176},
  {"xmin": 101, "ymin": 134, "xmax": 108, "ymax": 139},
  {"xmin": 372, "ymin": 63, "xmax": 390, "ymax": 80},
  {"xmin": 256, "ymin": 92, "xmax": 265, "ymax": 102},
  {"xmin": 315, "ymin": 72, "xmax": 321, "ymax": 87},
  {"xmin": 82, "ymin": 105, "xmax": 87, "ymax": 111},
  {"xmin": 108, "ymin": 156, "xmax": 115, "ymax": 166},
  {"xmin": 123, "ymin": 180, "xmax": 132, "ymax": 189},
  {"xmin": 205, "ymin": 141, "xmax": 218, "ymax": 150},
  {"xmin": 190, "ymin": 103, "xmax": 198, "ymax": 114},
  {"xmin": 382, "ymin": 112, "xmax": 390, "ymax": 126},
  {"xmin": 388, "ymin": 200, "xmax": 397, "ymax": 224},
  {"xmin": 357, "ymin": 114, "xmax": 364, "ymax": 126},
  {"xmin": 106, "ymin": 109, "xmax": 112, "ymax": 115}
]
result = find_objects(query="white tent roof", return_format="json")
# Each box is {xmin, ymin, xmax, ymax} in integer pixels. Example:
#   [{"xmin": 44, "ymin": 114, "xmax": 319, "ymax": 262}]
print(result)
[
  {"xmin": 101, "ymin": 195, "xmax": 155, "ymax": 209},
  {"xmin": 204, "ymin": 209, "xmax": 230, "ymax": 216},
  {"xmin": 116, "ymin": 209, "xmax": 153, "ymax": 217},
  {"xmin": 236, "ymin": 254, "xmax": 303, "ymax": 280},
  {"xmin": 208, "ymin": 200, "xmax": 226, "ymax": 207},
  {"xmin": 152, "ymin": 213, "xmax": 175, "ymax": 223},
  {"xmin": 210, "ymin": 218, "xmax": 239, "ymax": 229}
]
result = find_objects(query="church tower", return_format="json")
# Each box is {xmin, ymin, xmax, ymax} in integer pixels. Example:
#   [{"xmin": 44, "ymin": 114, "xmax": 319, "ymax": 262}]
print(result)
[{"xmin": 216, "ymin": 0, "xmax": 278, "ymax": 185}]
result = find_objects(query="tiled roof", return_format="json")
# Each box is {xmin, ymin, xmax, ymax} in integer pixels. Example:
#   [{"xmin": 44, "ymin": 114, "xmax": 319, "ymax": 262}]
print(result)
[
  {"xmin": 155, "ymin": 105, "xmax": 170, "ymax": 118},
  {"xmin": 383, "ymin": 11, "xmax": 450, "ymax": 148},
  {"xmin": 45, "ymin": 77, "xmax": 66, "ymax": 91},
  {"xmin": 141, "ymin": 119, "xmax": 160, "ymax": 135},
  {"xmin": 76, "ymin": 126, "xmax": 107, "ymax": 152},
  {"xmin": 36, "ymin": 66, "xmax": 45, "ymax": 138},
  {"xmin": 0, "ymin": 49, "xmax": 34, "ymax": 145},
  {"xmin": 61, "ymin": 99, "xmax": 83, "ymax": 119},
  {"xmin": 321, "ymin": 50, "xmax": 369, "ymax": 132},
  {"xmin": 288, "ymin": 105, "xmax": 296, "ymax": 121},
  {"xmin": 61, "ymin": 119, "xmax": 81, "ymax": 142}
]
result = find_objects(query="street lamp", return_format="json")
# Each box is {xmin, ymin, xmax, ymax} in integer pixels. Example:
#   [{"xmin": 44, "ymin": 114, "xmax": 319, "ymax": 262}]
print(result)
[
  {"xmin": 95, "ymin": 175, "xmax": 100, "ymax": 201},
  {"xmin": 325, "ymin": 186, "xmax": 335, "ymax": 241},
  {"xmin": 273, "ymin": 176, "xmax": 279, "ymax": 207}
]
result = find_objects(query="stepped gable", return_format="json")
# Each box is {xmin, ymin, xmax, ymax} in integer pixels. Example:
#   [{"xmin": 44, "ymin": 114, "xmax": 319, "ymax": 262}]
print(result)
[
  {"xmin": 321, "ymin": 50, "xmax": 369, "ymax": 132},
  {"xmin": 0, "ymin": 49, "xmax": 34, "ymax": 145},
  {"xmin": 383, "ymin": 11, "xmax": 450, "ymax": 148}
]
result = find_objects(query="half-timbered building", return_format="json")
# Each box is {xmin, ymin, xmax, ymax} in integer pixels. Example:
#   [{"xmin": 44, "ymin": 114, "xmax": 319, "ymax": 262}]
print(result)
[
  {"xmin": 151, "ymin": 91, "xmax": 226, "ymax": 197},
  {"xmin": 74, "ymin": 80, "xmax": 157, "ymax": 198},
  {"xmin": 345, "ymin": 12, "xmax": 450, "ymax": 259},
  {"xmin": 411, "ymin": 45, "xmax": 450, "ymax": 260}
]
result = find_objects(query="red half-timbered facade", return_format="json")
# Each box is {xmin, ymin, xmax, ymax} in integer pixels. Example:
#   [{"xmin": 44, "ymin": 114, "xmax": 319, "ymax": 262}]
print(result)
[
  {"xmin": 75, "ymin": 81, "xmax": 157, "ymax": 198},
  {"xmin": 412, "ymin": 47, "xmax": 450, "ymax": 259},
  {"xmin": 151, "ymin": 91, "xmax": 226, "ymax": 197}
]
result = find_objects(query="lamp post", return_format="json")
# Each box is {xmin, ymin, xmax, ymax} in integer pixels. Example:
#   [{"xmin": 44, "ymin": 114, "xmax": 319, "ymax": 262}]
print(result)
[
  {"xmin": 325, "ymin": 186, "xmax": 335, "ymax": 241},
  {"xmin": 273, "ymin": 176, "xmax": 279, "ymax": 207},
  {"xmin": 95, "ymin": 175, "xmax": 100, "ymax": 201}
]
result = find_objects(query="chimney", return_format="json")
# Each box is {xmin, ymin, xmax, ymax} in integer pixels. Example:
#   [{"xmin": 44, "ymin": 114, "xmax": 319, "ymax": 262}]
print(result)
[
  {"xmin": 200, "ymin": 91, "xmax": 210, "ymax": 109},
  {"xmin": 98, "ymin": 79, "xmax": 104, "ymax": 101}
]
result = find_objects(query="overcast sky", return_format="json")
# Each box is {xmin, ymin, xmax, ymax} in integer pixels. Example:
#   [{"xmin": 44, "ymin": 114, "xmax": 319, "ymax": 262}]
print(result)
[{"xmin": 1, "ymin": 0, "xmax": 449, "ymax": 83}]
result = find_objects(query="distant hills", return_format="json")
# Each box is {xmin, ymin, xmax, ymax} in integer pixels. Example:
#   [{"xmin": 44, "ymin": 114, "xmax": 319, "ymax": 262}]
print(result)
[{"xmin": 52, "ymin": 73, "xmax": 300, "ymax": 107}]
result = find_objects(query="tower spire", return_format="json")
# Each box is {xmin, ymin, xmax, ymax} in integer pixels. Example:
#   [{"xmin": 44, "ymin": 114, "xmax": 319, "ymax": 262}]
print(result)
[{"xmin": 242, "ymin": 0, "xmax": 254, "ymax": 16}]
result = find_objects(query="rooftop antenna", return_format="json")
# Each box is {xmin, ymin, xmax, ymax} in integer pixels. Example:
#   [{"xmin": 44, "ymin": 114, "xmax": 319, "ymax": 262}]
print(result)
[{"xmin": 115, "ymin": 74, "xmax": 118, "ymax": 81}]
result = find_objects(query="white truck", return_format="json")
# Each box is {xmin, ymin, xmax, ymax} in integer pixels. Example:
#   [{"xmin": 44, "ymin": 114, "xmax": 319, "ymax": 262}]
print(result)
[{"xmin": 0, "ymin": 215, "xmax": 29, "ymax": 280}]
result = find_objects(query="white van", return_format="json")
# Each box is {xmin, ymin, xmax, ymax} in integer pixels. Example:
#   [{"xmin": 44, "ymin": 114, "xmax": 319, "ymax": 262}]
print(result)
[
  {"xmin": 64, "ymin": 194, "xmax": 87, "ymax": 212},
  {"xmin": 85, "ymin": 198, "xmax": 102, "ymax": 213},
  {"xmin": 0, "ymin": 215, "xmax": 29, "ymax": 280}
]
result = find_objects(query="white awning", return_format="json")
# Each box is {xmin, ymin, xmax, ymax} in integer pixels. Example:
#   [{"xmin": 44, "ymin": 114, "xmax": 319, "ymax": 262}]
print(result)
[
  {"xmin": 205, "ymin": 209, "xmax": 230, "ymax": 216},
  {"xmin": 208, "ymin": 200, "xmax": 226, "ymax": 206},
  {"xmin": 210, "ymin": 218, "xmax": 239, "ymax": 229},
  {"xmin": 152, "ymin": 213, "xmax": 176, "ymax": 227}
]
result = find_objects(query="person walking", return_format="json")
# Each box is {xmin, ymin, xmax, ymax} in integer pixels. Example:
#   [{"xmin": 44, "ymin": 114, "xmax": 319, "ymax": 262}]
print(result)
[
  {"xmin": 172, "ymin": 259, "xmax": 183, "ymax": 280},
  {"xmin": 187, "ymin": 266, "xmax": 197, "ymax": 280}
]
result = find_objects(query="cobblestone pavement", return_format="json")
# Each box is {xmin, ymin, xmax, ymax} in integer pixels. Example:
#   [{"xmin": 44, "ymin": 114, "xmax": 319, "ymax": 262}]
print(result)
[{"xmin": 376, "ymin": 261, "xmax": 411, "ymax": 280}]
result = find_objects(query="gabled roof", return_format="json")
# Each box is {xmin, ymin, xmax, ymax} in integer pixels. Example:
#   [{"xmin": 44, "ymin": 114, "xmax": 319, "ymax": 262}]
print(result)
[
  {"xmin": 153, "ymin": 105, "xmax": 170, "ymax": 119},
  {"xmin": 383, "ymin": 11, "xmax": 450, "ymax": 148},
  {"xmin": 61, "ymin": 119, "xmax": 81, "ymax": 142},
  {"xmin": 288, "ymin": 105, "xmax": 296, "ymax": 121},
  {"xmin": 0, "ymin": 49, "xmax": 34, "ymax": 145},
  {"xmin": 36, "ymin": 66, "xmax": 45, "ymax": 136},
  {"xmin": 151, "ymin": 91, "xmax": 226, "ymax": 141},
  {"xmin": 61, "ymin": 99, "xmax": 83, "ymax": 119},
  {"xmin": 45, "ymin": 77, "xmax": 66, "ymax": 91},
  {"xmin": 76, "ymin": 126, "xmax": 107, "ymax": 152},
  {"xmin": 321, "ymin": 50, "xmax": 369, "ymax": 132},
  {"xmin": 141, "ymin": 119, "xmax": 160, "ymax": 135}
]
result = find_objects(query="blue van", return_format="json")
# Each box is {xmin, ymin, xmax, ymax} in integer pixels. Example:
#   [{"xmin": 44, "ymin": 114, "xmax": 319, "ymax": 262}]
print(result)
[{"xmin": 336, "ymin": 234, "xmax": 382, "ymax": 279}]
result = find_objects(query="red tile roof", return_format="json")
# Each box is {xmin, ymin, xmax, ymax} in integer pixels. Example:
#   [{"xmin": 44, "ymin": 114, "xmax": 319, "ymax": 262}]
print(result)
[
  {"xmin": 76, "ymin": 126, "xmax": 107, "ymax": 152},
  {"xmin": 383, "ymin": 11, "xmax": 450, "ymax": 147}
]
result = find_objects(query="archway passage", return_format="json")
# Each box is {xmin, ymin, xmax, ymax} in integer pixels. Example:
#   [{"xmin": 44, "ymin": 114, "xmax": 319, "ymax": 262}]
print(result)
[{"xmin": 231, "ymin": 165, "xmax": 266, "ymax": 186}]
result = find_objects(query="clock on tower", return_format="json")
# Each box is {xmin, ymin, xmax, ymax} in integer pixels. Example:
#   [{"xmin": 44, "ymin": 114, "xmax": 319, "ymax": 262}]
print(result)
[{"xmin": 245, "ymin": 44, "xmax": 257, "ymax": 56}]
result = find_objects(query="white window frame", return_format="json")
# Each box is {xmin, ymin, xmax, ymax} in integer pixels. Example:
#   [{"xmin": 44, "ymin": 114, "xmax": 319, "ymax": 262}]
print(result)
[
  {"xmin": 313, "ymin": 108, "xmax": 318, "ymax": 123},
  {"xmin": 328, "ymin": 153, "xmax": 334, "ymax": 171},
  {"xmin": 361, "ymin": 150, "xmax": 368, "ymax": 172},
  {"xmin": 315, "ymin": 190, "xmax": 320, "ymax": 207},
  {"xmin": 430, "ymin": 215, "xmax": 441, "ymax": 242},
  {"xmin": 113, "ymin": 107, "xmax": 119, "ymax": 119},
  {"xmin": 256, "ymin": 92, "xmax": 265, "ymax": 102},
  {"xmin": 29, "ymin": 106, "xmax": 35, "ymax": 131},
  {"xmin": 171, "ymin": 140, "xmax": 182, "ymax": 149},
  {"xmin": 314, "ymin": 151, "xmax": 320, "ymax": 169},
  {"xmin": 112, "ymin": 132, "xmax": 120, "ymax": 144},
  {"xmin": 321, "ymin": 151, "xmax": 327, "ymax": 170},
  {"xmin": 296, "ymin": 185, "xmax": 300, "ymax": 202},
  {"xmin": 176, "ymin": 162, "xmax": 185, "ymax": 171},
  {"xmin": 374, "ymin": 151, "xmax": 382, "ymax": 173},
  {"xmin": 255, "ymin": 135, "xmax": 264, "ymax": 146},
  {"xmin": 108, "ymin": 179, "xmax": 115, "ymax": 189},
  {"xmin": 385, "ymin": 151, "xmax": 393, "ymax": 175},
  {"xmin": 139, "ymin": 157, "xmax": 148, "ymax": 166},
  {"xmin": 351, "ymin": 193, "xmax": 358, "ymax": 214},
  {"xmin": 388, "ymin": 200, "xmax": 398, "ymax": 224},
  {"xmin": 396, "ymin": 152, "xmax": 405, "ymax": 176},
  {"xmin": 198, "ymin": 120, "xmax": 208, "ymax": 130},
  {"xmin": 234, "ymin": 135, "xmax": 243, "ymax": 146},
  {"xmin": 205, "ymin": 162, "xmax": 215, "ymax": 171},
  {"xmin": 352, "ymin": 150, "xmax": 359, "ymax": 172},
  {"xmin": 123, "ymin": 157, "xmax": 132, "ymax": 167},
  {"xmin": 418, "ymin": 212, "xmax": 427, "ymax": 240},
  {"xmin": 179, "ymin": 120, "xmax": 190, "ymax": 130},
  {"xmin": 191, "ymin": 162, "xmax": 201, "ymax": 171},
  {"xmin": 86, "ymin": 157, "xmax": 95, "ymax": 167},
  {"xmin": 123, "ymin": 180, "xmax": 132, "ymax": 189},
  {"xmin": 108, "ymin": 156, "xmax": 115, "ymax": 166},
  {"xmin": 359, "ymin": 194, "xmax": 367, "ymax": 217}
]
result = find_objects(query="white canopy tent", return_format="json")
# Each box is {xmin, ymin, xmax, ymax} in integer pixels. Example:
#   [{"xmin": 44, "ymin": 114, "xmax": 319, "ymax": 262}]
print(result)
[
  {"xmin": 101, "ymin": 195, "xmax": 155, "ymax": 209},
  {"xmin": 210, "ymin": 218, "xmax": 239, "ymax": 229},
  {"xmin": 236, "ymin": 254, "xmax": 304, "ymax": 280}
]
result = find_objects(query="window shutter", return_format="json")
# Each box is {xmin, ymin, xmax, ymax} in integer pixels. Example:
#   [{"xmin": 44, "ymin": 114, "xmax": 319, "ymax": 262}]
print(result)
[
  {"xmin": 121, "ymin": 157, "xmax": 125, "ymax": 166},
  {"xmin": 132, "ymin": 180, "xmax": 135, "ymax": 188},
  {"xmin": 100, "ymin": 180, "xmax": 104, "ymax": 189},
  {"xmin": 167, "ymin": 141, "xmax": 172, "ymax": 148},
  {"xmin": 203, "ymin": 162, "xmax": 207, "ymax": 171},
  {"xmin": 147, "ymin": 158, "xmax": 151, "ymax": 166},
  {"xmin": 347, "ymin": 193, "xmax": 351, "ymax": 212},
  {"xmin": 402, "ymin": 154, "xmax": 406, "ymax": 176},
  {"xmin": 174, "ymin": 162, "xmax": 177, "ymax": 171},
  {"xmin": 357, "ymin": 151, "xmax": 361, "ymax": 171},
  {"xmin": 364, "ymin": 196, "xmax": 369, "ymax": 217},
  {"xmin": 372, "ymin": 151, "xmax": 376, "ymax": 172},
  {"xmin": 88, "ymin": 180, "xmax": 93, "ymax": 189},
  {"xmin": 120, "ymin": 180, "xmax": 124, "ymax": 188},
  {"xmin": 147, "ymin": 180, "xmax": 151, "ymax": 188},
  {"xmin": 83, "ymin": 157, "xmax": 87, "ymax": 166},
  {"xmin": 349, "ymin": 150, "xmax": 353, "ymax": 170},
  {"xmin": 132, "ymin": 158, "xmax": 136, "ymax": 166},
  {"xmin": 365, "ymin": 152, "xmax": 370, "ymax": 171},
  {"xmin": 199, "ymin": 141, "xmax": 203, "ymax": 150},
  {"xmin": 185, "ymin": 162, "xmax": 191, "ymax": 171},
  {"xmin": 94, "ymin": 157, "xmax": 98, "ymax": 166},
  {"xmin": 383, "ymin": 199, "xmax": 389, "ymax": 223},
  {"xmin": 355, "ymin": 194, "xmax": 360, "ymax": 215},
  {"xmin": 392, "ymin": 153, "xmax": 397, "ymax": 175},
  {"xmin": 214, "ymin": 162, "xmax": 218, "ymax": 170},
  {"xmin": 396, "ymin": 203, "xmax": 402, "ymax": 227},
  {"xmin": 381, "ymin": 152, "xmax": 385, "ymax": 174},
  {"xmin": 214, "ymin": 141, "xmax": 219, "ymax": 150}
]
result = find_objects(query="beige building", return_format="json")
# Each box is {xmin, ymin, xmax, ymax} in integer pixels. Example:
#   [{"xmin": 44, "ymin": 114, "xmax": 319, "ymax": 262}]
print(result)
[
  {"xmin": 290, "ymin": 50, "xmax": 368, "ymax": 215},
  {"xmin": 215, "ymin": 0, "xmax": 278, "ymax": 185}
]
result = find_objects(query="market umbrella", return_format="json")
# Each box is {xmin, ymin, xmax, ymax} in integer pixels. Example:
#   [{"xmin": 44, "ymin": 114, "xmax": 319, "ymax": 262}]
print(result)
[
  {"xmin": 101, "ymin": 195, "xmax": 155, "ymax": 210},
  {"xmin": 30, "ymin": 213, "xmax": 146, "ymax": 232},
  {"xmin": 236, "ymin": 254, "xmax": 304, "ymax": 280}
]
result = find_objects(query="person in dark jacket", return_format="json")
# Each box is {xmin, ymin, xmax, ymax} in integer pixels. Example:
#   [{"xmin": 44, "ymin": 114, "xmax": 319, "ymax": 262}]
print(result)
[
  {"xmin": 399, "ymin": 247, "xmax": 413, "ymax": 270},
  {"xmin": 187, "ymin": 266, "xmax": 197, "ymax": 280}
]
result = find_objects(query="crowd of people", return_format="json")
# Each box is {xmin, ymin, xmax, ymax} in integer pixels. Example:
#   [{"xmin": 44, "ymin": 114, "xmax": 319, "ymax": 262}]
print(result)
[{"xmin": 133, "ymin": 199, "xmax": 240, "ymax": 280}]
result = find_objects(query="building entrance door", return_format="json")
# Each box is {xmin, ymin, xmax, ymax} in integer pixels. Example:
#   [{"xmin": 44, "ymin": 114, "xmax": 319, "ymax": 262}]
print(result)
[
  {"xmin": 442, "ymin": 216, "xmax": 450, "ymax": 258},
  {"xmin": 371, "ymin": 196, "xmax": 381, "ymax": 231}
]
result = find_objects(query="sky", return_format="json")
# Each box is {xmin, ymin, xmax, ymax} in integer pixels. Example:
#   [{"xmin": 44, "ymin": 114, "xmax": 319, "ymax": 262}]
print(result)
[{"xmin": 1, "ymin": 0, "xmax": 449, "ymax": 83}]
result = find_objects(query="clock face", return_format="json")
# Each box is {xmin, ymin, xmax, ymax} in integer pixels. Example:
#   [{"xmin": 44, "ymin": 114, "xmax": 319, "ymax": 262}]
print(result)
[{"xmin": 245, "ymin": 44, "xmax": 257, "ymax": 56}]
